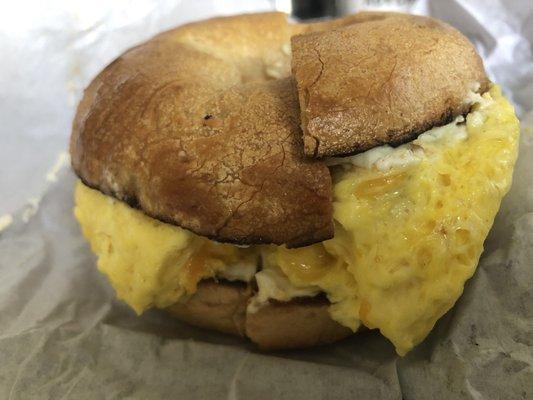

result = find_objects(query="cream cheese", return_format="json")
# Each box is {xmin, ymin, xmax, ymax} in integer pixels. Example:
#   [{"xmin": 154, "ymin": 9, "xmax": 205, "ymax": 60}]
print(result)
[
  {"xmin": 247, "ymin": 266, "xmax": 321, "ymax": 313},
  {"xmin": 216, "ymin": 260, "xmax": 257, "ymax": 282},
  {"xmin": 326, "ymin": 92, "xmax": 494, "ymax": 172}
]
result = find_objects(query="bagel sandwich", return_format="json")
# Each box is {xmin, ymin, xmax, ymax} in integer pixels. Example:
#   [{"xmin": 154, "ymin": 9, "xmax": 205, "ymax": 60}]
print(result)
[{"xmin": 71, "ymin": 12, "xmax": 519, "ymax": 355}]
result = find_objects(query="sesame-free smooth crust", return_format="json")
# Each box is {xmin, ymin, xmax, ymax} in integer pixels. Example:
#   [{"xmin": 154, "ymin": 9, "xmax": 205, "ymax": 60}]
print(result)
[{"xmin": 166, "ymin": 280, "xmax": 353, "ymax": 349}]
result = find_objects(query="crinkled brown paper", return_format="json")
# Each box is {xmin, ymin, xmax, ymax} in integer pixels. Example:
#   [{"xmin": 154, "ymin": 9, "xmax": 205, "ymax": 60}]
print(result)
[{"xmin": 0, "ymin": 0, "xmax": 532, "ymax": 398}]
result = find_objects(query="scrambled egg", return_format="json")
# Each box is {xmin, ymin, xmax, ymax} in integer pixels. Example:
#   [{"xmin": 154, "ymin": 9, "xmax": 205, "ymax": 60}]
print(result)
[
  {"xmin": 275, "ymin": 86, "xmax": 519, "ymax": 354},
  {"xmin": 74, "ymin": 85, "xmax": 519, "ymax": 355},
  {"xmin": 74, "ymin": 187, "xmax": 258, "ymax": 313}
]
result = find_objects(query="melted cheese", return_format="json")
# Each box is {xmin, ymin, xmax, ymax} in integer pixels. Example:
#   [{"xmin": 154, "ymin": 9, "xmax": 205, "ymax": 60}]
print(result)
[{"xmin": 74, "ymin": 85, "xmax": 519, "ymax": 355}]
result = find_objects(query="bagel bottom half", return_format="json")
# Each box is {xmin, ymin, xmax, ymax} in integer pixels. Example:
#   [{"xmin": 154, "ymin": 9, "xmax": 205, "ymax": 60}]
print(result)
[{"xmin": 166, "ymin": 280, "xmax": 352, "ymax": 349}]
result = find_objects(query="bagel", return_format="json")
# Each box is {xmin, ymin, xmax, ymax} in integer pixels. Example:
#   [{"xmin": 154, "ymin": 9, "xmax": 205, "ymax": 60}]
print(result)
[
  {"xmin": 166, "ymin": 280, "xmax": 352, "ymax": 350},
  {"xmin": 72, "ymin": 12, "xmax": 520, "ymax": 354}
]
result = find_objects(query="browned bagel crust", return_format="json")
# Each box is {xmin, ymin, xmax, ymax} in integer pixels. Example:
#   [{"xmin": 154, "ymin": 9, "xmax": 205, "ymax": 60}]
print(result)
[
  {"xmin": 166, "ymin": 280, "xmax": 353, "ymax": 349},
  {"xmin": 166, "ymin": 280, "xmax": 252, "ymax": 337},
  {"xmin": 70, "ymin": 13, "xmax": 333, "ymax": 248},
  {"xmin": 291, "ymin": 12, "xmax": 489, "ymax": 157},
  {"xmin": 71, "ymin": 11, "xmax": 489, "ymax": 245},
  {"xmin": 245, "ymin": 297, "xmax": 353, "ymax": 350}
]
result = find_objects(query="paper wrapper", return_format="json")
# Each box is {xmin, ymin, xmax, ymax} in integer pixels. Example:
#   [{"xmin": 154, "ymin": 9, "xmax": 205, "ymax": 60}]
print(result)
[{"xmin": 1, "ymin": 1, "xmax": 532, "ymax": 398}]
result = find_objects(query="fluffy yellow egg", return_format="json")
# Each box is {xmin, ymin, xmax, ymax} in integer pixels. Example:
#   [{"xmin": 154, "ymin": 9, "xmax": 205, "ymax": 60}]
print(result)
[
  {"xmin": 74, "ymin": 184, "xmax": 257, "ymax": 314},
  {"xmin": 74, "ymin": 85, "xmax": 519, "ymax": 355},
  {"xmin": 276, "ymin": 85, "xmax": 519, "ymax": 355}
]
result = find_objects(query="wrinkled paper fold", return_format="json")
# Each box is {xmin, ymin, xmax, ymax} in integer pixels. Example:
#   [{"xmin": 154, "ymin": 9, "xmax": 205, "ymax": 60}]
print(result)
[{"xmin": 0, "ymin": 0, "xmax": 532, "ymax": 398}]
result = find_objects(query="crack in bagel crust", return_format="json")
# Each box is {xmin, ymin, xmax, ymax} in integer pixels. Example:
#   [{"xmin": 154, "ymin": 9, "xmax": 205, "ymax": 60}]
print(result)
[{"xmin": 70, "ymin": 13, "xmax": 334, "ymax": 247}]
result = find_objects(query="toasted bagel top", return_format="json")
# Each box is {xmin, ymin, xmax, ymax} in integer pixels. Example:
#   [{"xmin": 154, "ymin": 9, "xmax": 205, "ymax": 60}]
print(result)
[
  {"xmin": 70, "ymin": 11, "xmax": 488, "ymax": 246},
  {"xmin": 292, "ymin": 12, "xmax": 489, "ymax": 157},
  {"xmin": 71, "ymin": 13, "xmax": 333, "ymax": 247}
]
